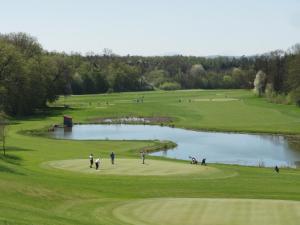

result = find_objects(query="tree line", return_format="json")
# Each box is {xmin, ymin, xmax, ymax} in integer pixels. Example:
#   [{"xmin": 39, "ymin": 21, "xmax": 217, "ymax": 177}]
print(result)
[{"xmin": 0, "ymin": 32, "xmax": 299, "ymax": 116}]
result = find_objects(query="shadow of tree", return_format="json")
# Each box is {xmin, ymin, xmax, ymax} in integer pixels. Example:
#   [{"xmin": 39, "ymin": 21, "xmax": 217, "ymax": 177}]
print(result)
[
  {"xmin": 0, "ymin": 154, "xmax": 22, "ymax": 165},
  {"xmin": 0, "ymin": 164, "xmax": 24, "ymax": 175},
  {"xmin": 4, "ymin": 146, "xmax": 34, "ymax": 152},
  {"xmin": 0, "ymin": 159, "xmax": 24, "ymax": 175},
  {"xmin": 13, "ymin": 106, "xmax": 76, "ymax": 121},
  {"xmin": 0, "ymin": 164, "xmax": 16, "ymax": 173},
  {"xmin": 0, "ymin": 153, "xmax": 25, "ymax": 175}
]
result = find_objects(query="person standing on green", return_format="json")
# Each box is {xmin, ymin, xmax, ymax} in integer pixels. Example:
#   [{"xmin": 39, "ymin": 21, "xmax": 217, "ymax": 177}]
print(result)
[
  {"xmin": 95, "ymin": 158, "xmax": 100, "ymax": 170},
  {"xmin": 89, "ymin": 153, "xmax": 94, "ymax": 168},
  {"xmin": 141, "ymin": 151, "xmax": 146, "ymax": 164},
  {"xmin": 110, "ymin": 152, "xmax": 115, "ymax": 165}
]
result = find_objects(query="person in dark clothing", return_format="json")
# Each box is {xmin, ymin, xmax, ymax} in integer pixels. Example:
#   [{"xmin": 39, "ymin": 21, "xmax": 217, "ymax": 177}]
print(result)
[
  {"xmin": 141, "ymin": 151, "xmax": 146, "ymax": 164},
  {"xmin": 201, "ymin": 158, "xmax": 206, "ymax": 166},
  {"xmin": 110, "ymin": 152, "xmax": 115, "ymax": 165},
  {"xmin": 89, "ymin": 153, "xmax": 94, "ymax": 168},
  {"xmin": 275, "ymin": 165, "xmax": 280, "ymax": 173}
]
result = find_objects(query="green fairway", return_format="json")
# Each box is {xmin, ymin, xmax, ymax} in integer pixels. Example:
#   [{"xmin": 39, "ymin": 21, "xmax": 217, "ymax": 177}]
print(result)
[
  {"xmin": 112, "ymin": 198, "xmax": 300, "ymax": 225},
  {"xmin": 45, "ymin": 159, "xmax": 222, "ymax": 176},
  {"xmin": 1, "ymin": 89, "xmax": 300, "ymax": 225}
]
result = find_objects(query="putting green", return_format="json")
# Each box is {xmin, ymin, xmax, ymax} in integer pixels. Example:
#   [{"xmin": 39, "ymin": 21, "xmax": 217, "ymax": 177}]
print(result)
[
  {"xmin": 45, "ymin": 159, "xmax": 221, "ymax": 176},
  {"xmin": 112, "ymin": 198, "xmax": 300, "ymax": 225}
]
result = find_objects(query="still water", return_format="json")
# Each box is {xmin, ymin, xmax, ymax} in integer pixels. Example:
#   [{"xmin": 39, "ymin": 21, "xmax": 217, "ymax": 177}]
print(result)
[{"xmin": 52, "ymin": 124, "xmax": 300, "ymax": 167}]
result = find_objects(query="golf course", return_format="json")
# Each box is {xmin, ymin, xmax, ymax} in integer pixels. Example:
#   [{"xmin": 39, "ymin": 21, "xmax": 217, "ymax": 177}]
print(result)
[{"xmin": 1, "ymin": 89, "xmax": 300, "ymax": 225}]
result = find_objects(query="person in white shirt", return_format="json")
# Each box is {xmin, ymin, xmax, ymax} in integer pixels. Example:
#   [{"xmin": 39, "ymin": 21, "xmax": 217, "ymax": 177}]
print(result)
[
  {"xmin": 89, "ymin": 154, "xmax": 94, "ymax": 168},
  {"xmin": 95, "ymin": 158, "xmax": 100, "ymax": 170}
]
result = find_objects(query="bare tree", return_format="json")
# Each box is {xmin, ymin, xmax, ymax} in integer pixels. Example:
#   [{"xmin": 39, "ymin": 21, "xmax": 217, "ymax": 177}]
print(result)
[{"xmin": 102, "ymin": 48, "xmax": 114, "ymax": 57}]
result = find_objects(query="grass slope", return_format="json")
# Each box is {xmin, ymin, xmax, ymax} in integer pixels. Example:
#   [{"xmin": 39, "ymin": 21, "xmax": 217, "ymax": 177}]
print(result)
[{"xmin": 0, "ymin": 89, "xmax": 300, "ymax": 225}]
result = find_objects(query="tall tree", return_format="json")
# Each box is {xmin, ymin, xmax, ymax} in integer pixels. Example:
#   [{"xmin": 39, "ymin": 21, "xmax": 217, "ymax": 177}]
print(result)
[
  {"xmin": 0, "ymin": 32, "xmax": 42, "ymax": 58},
  {"xmin": 288, "ymin": 53, "xmax": 300, "ymax": 105}
]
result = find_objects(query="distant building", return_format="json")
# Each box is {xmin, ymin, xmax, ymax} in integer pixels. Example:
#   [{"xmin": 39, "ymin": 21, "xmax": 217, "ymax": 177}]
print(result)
[{"xmin": 63, "ymin": 115, "xmax": 73, "ymax": 128}]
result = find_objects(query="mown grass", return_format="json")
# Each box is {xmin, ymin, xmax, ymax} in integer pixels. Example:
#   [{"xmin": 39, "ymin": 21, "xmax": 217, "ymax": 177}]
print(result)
[
  {"xmin": 0, "ymin": 89, "xmax": 300, "ymax": 225},
  {"xmin": 112, "ymin": 198, "xmax": 300, "ymax": 225}
]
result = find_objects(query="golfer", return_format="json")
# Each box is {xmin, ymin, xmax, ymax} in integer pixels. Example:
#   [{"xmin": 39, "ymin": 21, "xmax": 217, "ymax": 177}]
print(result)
[
  {"xmin": 141, "ymin": 151, "xmax": 146, "ymax": 164},
  {"xmin": 190, "ymin": 156, "xmax": 198, "ymax": 164},
  {"xmin": 110, "ymin": 152, "xmax": 115, "ymax": 165},
  {"xmin": 95, "ymin": 158, "xmax": 100, "ymax": 170},
  {"xmin": 89, "ymin": 153, "xmax": 94, "ymax": 168}
]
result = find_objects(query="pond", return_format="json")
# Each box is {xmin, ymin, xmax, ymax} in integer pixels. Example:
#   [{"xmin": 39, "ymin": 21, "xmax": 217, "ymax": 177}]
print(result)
[{"xmin": 52, "ymin": 124, "xmax": 300, "ymax": 167}]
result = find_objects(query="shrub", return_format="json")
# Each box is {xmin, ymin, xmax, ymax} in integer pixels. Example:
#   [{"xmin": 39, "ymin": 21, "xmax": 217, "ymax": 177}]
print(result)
[
  {"xmin": 266, "ymin": 93, "xmax": 290, "ymax": 105},
  {"xmin": 159, "ymin": 82, "xmax": 181, "ymax": 91}
]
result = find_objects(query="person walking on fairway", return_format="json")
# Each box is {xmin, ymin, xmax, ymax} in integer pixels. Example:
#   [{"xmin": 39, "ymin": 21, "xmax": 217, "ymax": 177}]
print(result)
[
  {"xmin": 141, "ymin": 151, "xmax": 146, "ymax": 164},
  {"xmin": 95, "ymin": 158, "xmax": 100, "ymax": 170},
  {"xmin": 275, "ymin": 165, "xmax": 279, "ymax": 173},
  {"xmin": 89, "ymin": 153, "xmax": 94, "ymax": 168},
  {"xmin": 110, "ymin": 152, "xmax": 115, "ymax": 165}
]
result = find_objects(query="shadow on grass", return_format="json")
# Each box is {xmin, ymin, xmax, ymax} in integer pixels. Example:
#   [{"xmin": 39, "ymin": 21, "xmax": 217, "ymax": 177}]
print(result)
[
  {"xmin": 0, "ymin": 154, "xmax": 24, "ymax": 175},
  {"xmin": 0, "ymin": 164, "xmax": 22, "ymax": 175},
  {"xmin": 0, "ymin": 164, "xmax": 15, "ymax": 173},
  {"xmin": 3, "ymin": 146, "xmax": 34, "ymax": 152},
  {"xmin": 12, "ymin": 106, "xmax": 75, "ymax": 121},
  {"xmin": 0, "ymin": 153, "xmax": 22, "ymax": 165}
]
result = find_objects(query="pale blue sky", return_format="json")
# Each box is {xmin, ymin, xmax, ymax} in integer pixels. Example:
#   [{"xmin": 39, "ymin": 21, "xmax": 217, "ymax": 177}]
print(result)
[{"xmin": 0, "ymin": 0, "xmax": 299, "ymax": 56}]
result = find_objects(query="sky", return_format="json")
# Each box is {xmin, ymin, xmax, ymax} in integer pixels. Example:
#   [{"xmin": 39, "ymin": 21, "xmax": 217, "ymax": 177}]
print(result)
[{"xmin": 0, "ymin": 0, "xmax": 299, "ymax": 56}]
